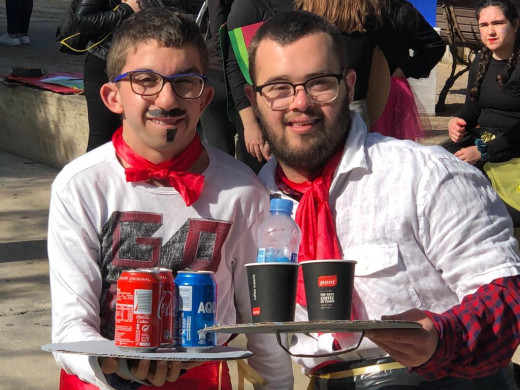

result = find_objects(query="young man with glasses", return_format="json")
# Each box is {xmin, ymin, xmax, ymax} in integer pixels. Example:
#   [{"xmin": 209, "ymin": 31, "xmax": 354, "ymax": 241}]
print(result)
[
  {"xmin": 47, "ymin": 7, "xmax": 293, "ymax": 390},
  {"xmin": 245, "ymin": 10, "xmax": 520, "ymax": 388}
]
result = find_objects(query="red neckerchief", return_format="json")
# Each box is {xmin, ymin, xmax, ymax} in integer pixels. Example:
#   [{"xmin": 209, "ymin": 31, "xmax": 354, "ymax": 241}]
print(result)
[
  {"xmin": 275, "ymin": 147, "xmax": 344, "ymax": 306},
  {"xmin": 112, "ymin": 127, "xmax": 205, "ymax": 206}
]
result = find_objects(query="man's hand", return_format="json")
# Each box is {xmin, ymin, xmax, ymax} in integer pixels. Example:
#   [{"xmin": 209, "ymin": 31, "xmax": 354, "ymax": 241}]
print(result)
[
  {"xmin": 101, "ymin": 357, "xmax": 203, "ymax": 386},
  {"xmin": 365, "ymin": 309, "xmax": 439, "ymax": 368}
]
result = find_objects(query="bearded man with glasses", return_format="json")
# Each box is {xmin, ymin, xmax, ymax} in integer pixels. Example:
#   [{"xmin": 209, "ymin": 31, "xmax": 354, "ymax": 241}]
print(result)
[{"xmin": 246, "ymin": 10, "xmax": 520, "ymax": 389}]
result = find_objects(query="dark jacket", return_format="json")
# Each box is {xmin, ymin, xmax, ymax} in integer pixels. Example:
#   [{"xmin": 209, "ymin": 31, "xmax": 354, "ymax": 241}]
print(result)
[
  {"xmin": 74, "ymin": 0, "xmax": 133, "ymax": 38},
  {"xmin": 383, "ymin": 0, "xmax": 445, "ymax": 78},
  {"xmin": 487, "ymin": 121, "xmax": 520, "ymax": 163},
  {"xmin": 207, "ymin": 0, "xmax": 234, "ymax": 78}
]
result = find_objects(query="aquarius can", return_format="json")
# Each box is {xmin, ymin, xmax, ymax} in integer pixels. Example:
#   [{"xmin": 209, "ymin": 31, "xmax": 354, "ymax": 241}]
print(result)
[
  {"xmin": 174, "ymin": 270, "xmax": 217, "ymax": 351},
  {"xmin": 158, "ymin": 268, "xmax": 175, "ymax": 346},
  {"xmin": 114, "ymin": 269, "xmax": 161, "ymax": 351}
]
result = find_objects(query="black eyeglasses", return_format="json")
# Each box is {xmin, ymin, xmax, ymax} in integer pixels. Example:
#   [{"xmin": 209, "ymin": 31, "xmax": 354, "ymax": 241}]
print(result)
[
  {"xmin": 253, "ymin": 70, "xmax": 345, "ymax": 110},
  {"xmin": 113, "ymin": 70, "xmax": 207, "ymax": 99}
]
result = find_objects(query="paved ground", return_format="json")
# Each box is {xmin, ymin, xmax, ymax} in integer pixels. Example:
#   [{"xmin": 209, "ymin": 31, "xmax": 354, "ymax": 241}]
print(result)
[{"xmin": 0, "ymin": 2, "xmax": 508, "ymax": 390}]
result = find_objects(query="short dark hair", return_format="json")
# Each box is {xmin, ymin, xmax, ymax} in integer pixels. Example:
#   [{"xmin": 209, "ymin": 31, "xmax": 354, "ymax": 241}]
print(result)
[
  {"xmin": 248, "ymin": 10, "xmax": 347, "ymax": 84},
  {"xmin": 106, "ymin": 7, "xmax": 208, "ymax": 80}
]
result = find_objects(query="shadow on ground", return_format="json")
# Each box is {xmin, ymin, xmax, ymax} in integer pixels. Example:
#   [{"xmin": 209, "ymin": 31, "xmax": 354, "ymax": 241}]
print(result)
[{"xmin": 0, "ymin": 240, "xmax": 47, "ymax": 263}]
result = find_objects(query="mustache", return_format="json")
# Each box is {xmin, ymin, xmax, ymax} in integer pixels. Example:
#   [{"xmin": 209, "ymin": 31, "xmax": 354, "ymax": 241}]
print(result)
[{"xmin": 147, "ymin": 108, "xmax": 186, "ymax": 117}]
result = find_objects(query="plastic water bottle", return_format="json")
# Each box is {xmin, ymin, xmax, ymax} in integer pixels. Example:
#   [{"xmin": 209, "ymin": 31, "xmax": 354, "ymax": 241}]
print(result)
[{"xmin": 256, "ymin": 198, "xmax": 301, "ymax": 263}]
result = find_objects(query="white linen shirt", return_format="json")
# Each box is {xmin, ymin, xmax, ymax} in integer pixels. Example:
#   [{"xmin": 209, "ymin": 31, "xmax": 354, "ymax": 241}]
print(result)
[{"xmin": 258, "ymin": 112, "xmax": 520, "ymax": 371}]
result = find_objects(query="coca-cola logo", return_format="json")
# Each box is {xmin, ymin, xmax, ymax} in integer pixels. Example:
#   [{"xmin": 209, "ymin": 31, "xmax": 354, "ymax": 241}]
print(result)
[
  {"xmin": 318, "ymin": 275, "xmax": 337, "ymax": 288},
  {"xmin": 252, "ymin": 307, "xmax": 261, "ymax": 316},
  {"xmin": 157, "ymin": 291, "xmax": 174, "ymax": 319}
]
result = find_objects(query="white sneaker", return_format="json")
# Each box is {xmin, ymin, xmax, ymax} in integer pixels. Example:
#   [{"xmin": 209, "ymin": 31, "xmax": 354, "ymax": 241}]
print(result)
[
  {"xmin": 18, "ymin": 35, "xmax": 30, "ymax": 44},
  {"xmin": 0, "ymin": 33, "xmax": 21, "ymax": 46}
]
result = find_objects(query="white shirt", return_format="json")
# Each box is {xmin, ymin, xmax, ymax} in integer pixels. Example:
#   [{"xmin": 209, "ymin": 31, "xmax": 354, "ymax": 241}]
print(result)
[
  {"xmin": 259, "ymin": 112, "xmax": 520, "ymax": 371},
  {"xmin": 48, "ymin": 142, "xmax": 294, "ymax": 389}
]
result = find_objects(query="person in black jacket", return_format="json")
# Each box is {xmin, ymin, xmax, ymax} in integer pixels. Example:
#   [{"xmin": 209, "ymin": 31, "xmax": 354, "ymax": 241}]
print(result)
[
  {"xmin": 383, "ymin": 0, "xmax": 445, "ymax": 80},
  {"xmin": 296, "ymin": 0, "xmax": 405, "ymax": 126},
  {"xmin": 296, "ymin": 0, "xmax": 444, "ymax": 139},
  {"xmin": 76, "ymin": 0, "xmax": 140, "ymax": 152}
]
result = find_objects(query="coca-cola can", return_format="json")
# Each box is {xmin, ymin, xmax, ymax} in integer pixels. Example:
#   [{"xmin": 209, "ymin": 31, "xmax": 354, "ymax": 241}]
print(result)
[
  {"xmin": 158, "ymin": 268, "xmax": 175, "ymax": 346},
  {"xmin": 114, "ymin": 269, "xmax": 161, "ymax": 351}
]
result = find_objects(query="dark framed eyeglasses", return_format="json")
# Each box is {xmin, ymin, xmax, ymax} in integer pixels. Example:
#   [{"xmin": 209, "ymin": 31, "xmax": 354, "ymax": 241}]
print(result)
[
  {"xmin": 113, "ymin": 70, "xmax": 207, "ymax": 99},
  {"xmin": 253, "ymin": 70, "xmax": 345, "ymax": 110}
]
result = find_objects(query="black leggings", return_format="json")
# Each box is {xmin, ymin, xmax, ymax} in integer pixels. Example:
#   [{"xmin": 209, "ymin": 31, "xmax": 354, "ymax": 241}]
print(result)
[{"xmin": 84, "ymin": 53, "xmax": 121, "ymax": 152}]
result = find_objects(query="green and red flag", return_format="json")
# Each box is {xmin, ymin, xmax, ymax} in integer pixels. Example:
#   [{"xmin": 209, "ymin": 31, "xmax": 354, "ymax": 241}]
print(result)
[{"xmin": 228, "ymin": 21, "xmax": 264, "ymax": 85}]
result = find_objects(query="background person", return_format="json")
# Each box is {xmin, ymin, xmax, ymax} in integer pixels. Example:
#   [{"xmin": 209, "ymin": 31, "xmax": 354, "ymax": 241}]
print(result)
[
  {"xmin": 297, "ymin": 0, "xmax": 444, "ymax": 139},
  {"xmin": 370, "ymin": 0, "xmax": 445, "ymax": 140},
  {"xmin": 48, "ymin": 8, "xmax": 293, "ymax": 389},
  {"xmin": 444, "ymin": 0, "xmax": 520, "ymax": 169},
  {"xmin": 295, "ymin": 0, "xmax": 403, "ymax": 126},
  {"xmin": 0, "ymin": 0, "xmax": 33, "ymax": 45},
  {"xmin": 225, "ymin": 0, "xmax": 293, "ymax": 172},
  {"xmin": 199, "ymin": 0, "xmax": 237, "ymax": 156},
  {"xmin": 245, "ymin": 10, "xmax": 520, "ymax": 388},
  {"xmin": 75, "ymin": 0, "xmax": 140, "ymax": 152}
]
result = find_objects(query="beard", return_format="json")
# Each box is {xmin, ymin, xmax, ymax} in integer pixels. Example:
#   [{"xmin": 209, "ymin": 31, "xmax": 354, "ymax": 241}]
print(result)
[{"xmin": 258, "ymin": 93, "xmax": 351, "ymax": 174}]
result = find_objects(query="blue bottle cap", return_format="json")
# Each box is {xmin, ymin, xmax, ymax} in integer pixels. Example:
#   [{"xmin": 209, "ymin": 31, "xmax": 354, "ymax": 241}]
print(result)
[{"xmin": 270, "ymin": 198, "xmax": 293, "ymax": 214}]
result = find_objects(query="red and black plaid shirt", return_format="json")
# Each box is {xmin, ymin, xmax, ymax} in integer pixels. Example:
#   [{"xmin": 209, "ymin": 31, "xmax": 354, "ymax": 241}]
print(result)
[{"xmin": 414, "ymin": 275, "xmax": 520, "ymax": 380}]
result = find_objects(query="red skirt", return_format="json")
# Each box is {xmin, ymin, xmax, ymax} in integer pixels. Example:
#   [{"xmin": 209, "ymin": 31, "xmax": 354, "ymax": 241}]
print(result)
[{"xmin": 370, "ymin": 77, "xmax": 428, "ymax": 141}]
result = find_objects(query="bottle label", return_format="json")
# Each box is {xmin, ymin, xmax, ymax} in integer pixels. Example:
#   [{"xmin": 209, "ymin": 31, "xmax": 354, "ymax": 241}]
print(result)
[
  {"xmin": 256, "ymin": 247, "xmax": 296, "ymax": 263},
  {"xmin": 256, "ymin": 248, "xmax": 266, "ymax": 263}
]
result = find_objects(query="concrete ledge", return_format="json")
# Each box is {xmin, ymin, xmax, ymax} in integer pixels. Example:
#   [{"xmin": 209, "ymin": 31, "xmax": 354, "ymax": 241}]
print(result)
[{"xmin": 0, "ymin": 80, "xmax": 88, "ymax": 169}]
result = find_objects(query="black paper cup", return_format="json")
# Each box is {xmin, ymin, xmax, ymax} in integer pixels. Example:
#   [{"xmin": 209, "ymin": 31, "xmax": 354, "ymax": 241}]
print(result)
[
  {"xmin": 245, "ymin": 263, "xmax": 299, "ymax": 323},
  {"xmin": 301, "ymin": 260, "xmax": 356, "ymax": 321}
]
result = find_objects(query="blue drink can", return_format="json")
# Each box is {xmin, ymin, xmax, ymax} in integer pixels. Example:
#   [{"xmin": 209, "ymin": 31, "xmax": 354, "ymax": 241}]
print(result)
[{"xmin": 174, "ymin": 270, "xmax": 217, "ymax": 351}]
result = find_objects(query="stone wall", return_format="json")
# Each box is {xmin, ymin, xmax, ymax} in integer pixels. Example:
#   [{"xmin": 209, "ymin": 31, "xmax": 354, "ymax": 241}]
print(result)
[{"xmin": 0, "ymin": 82, "xmax": 88, "ymax": 169}]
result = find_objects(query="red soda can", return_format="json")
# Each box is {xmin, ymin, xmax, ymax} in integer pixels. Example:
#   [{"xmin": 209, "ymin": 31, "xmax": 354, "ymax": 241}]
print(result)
[
  {"xmin": 114, "ymin": 269, "xmax": 161, "ymax": 351},
  {"xmin": 158, "ymin": 268, "xmax": 175, "ymax": 346}
]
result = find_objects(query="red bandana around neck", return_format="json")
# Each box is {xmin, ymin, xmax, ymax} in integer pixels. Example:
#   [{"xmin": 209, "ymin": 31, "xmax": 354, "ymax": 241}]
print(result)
[
  {"xmin": 276, "ymin": 147, "xmax": 345, "ymax": 306},
  {"xmin": 112, "ymin": 127, "xmax": 205, "ymax": 206}
]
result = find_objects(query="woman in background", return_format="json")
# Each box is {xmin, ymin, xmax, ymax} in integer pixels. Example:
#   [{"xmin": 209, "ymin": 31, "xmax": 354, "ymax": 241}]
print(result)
[
  {"xmin": 297, "ymin": 0, "xmax": 444, "ymax": 140},
  {"xmin": 445, "ymin": 0, "xmax": 520, "ymax": 168},
  {"xmin": 445, "ymin": 0, "xmax": 520, "ymax": 227}
]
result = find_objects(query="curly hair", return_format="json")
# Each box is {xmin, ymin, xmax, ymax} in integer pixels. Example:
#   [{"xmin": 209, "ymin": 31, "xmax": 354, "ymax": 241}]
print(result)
[{"xmin": 469, "ymin": 0, "xmax": 520, "ymax": 99}]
